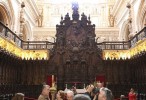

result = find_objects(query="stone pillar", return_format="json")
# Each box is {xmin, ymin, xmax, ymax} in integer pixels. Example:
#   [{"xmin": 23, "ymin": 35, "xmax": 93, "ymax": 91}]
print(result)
[
  {"xmin": 126, "ymin": 3, "xmax": 135, "ymax": 40},
  {"xmin": 19, "ymin": 2, "xmax": 25, "ymax": 39}
]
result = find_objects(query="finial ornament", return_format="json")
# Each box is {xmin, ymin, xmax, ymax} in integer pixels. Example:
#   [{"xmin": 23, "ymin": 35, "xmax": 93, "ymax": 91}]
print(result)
[
  {"xmin": 72, "ymin": 1, "xmax": 79, "ymax": 20},
  {"xmin": 72, "ymin": 1, "xmax": 79, "ymax": 12}
]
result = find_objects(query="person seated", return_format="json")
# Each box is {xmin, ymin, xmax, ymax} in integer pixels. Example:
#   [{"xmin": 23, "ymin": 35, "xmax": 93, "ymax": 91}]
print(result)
[
  {"xmin": 73, "ymin": 94, "xmax": 91, "ymax": 100},
  {"xmin": 38, "ymin": 85, "xmax": 50, "ymax": 100},
  {"xmin": 12, "ymin": 93, "xmax": 24, "ymax": 100},
  {"xmin": 128, "ymin": 88, "xmax": 136, "ymax": 100},
  {"xmin": 98, "ymin": 87, "xmax": 114, "ymax": 100}
]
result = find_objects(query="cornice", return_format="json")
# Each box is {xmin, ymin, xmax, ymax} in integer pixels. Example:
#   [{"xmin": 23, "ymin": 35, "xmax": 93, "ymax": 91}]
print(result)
[
  {"xmin": 95, "ymin": 27, "xmax": 119, "ymax": 31},
  {"xmin": 33, "ymin": 27, "xmax": 56, "ymax": 32}
]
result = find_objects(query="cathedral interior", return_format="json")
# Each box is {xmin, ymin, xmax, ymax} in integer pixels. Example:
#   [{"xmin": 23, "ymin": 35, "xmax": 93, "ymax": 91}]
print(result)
[{"xmin": 0, "ymin": 0, "xmax": 146, "ymax": 100}]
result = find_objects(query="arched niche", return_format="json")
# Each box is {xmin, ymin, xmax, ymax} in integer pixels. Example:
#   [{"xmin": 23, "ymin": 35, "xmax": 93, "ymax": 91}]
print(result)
[
  {"xmin": 0, "ymin": 4, "xmax": 10, "ymax": 32},
  {"xmin": 0, "ymin": 0, "xmax": 15, "ymax": 32},
  {"xmin": 23, "ymin": 21, "xmax": 33, "ymax": 41},
  {"xmin": 120, "ymin": 20, "xmax": 130, "ymax": 41},
  {"xmin": 0, "ymin": 5, "xmax": 9, "ymax": 24},
  {"xmin": 136, "ymin": 0, "xmax": 146, "ymax": 31}
]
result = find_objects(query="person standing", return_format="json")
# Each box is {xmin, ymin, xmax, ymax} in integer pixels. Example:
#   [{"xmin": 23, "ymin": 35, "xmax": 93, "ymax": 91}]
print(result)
[
  {"xmin": 38, "ymin": 85, "xmax": 50, "ymax": 100},
  {"xmin": 98, "ymin": 87, "xmax": 113, "ymax": 100},
  {"xmin": 66, "ymin": 90, "xmax": 74, "ymax": 100},
  {"xmin": 56, "ymin": 90, "xmax": 66, "ymax": 100},
  {"xmin": 128, "ymin": 88, "xmax": 136, "ymax": 100}
]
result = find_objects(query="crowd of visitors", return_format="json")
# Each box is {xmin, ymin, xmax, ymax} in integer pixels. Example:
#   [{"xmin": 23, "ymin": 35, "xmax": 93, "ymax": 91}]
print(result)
[{"xmin": 37, "ymin": 82, "xmax": 114, "ymax": 100}]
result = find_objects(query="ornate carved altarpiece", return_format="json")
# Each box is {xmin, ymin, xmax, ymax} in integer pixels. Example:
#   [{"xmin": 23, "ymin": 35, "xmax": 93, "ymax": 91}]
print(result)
[{"xmin": 48, "ymin": 2, "xmax": 103, "ymax": 90}]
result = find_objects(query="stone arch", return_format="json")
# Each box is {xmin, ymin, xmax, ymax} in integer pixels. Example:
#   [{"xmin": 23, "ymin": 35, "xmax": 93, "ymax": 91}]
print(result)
[
  {"xmin": 136, "ymin": 0, "xmax": 146, "ymax": 31},
  {"xmin": 120, "ymin": 20, "xmax": 130, "ymax": 41},
  {"xmin": 23, "ymin": 21, "xmax": 33, "ymax": 41},
  {"xmin": 0, "ymin": 4, "xmax": 10, "ymax": 25},
  {"xmin": 0, "ymin": 1, "xmax": 14, "ymax": 29}
]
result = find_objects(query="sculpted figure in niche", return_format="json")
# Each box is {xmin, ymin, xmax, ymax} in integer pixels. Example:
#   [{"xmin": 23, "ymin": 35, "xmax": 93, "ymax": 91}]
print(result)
[
  {"xmin": 81, "ymin": 13, "xmax": 87, "ymax": 20},
  {"xmin": 57, "ymin": 33, "xmax": 64, "ymax": 46},
  {"xmin": 36, "ymin": 9, "xmax": 43, "ymax": 27},
  {"xmin": 66, "ymin": 22, "xmax": 86, "ymax": 47},
  {"xmin": 88, "ymin": 35, "xmax": 95, "ymax": 47},
  {"xmin": 72, "ymin": 1, "xmax": 79, "ymax": 14},
  {"xmin": 20, "ymin": 2, "xmax": 25, "ymax": 36},
  {"xmin": 109, "ymin": 14, "xmax": 114, "ymax": 27},
  {"xmin": 65, "ymin": 13, "xmax": 70, "ymax": 20},
  {"xmin": 20, "ymin": 9, "xmax": 25, "ymax": 24}
]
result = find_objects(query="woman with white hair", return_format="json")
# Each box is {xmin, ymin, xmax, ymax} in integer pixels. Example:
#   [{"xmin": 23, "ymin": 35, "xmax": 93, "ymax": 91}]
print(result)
[
  {"xmin": 73, "ymin": 94, "xmax": 91, "ymax": 100},
  {"xmin": 66, "ymin": 90, "xmax": 74, "ymax": 100},
  {"xmin": 12, "ymin": 93, "xmax": 24, "ymax": 100},
  {"xmin": 98, "ymin": 87, "xmax": 114, "ymax": 100}
]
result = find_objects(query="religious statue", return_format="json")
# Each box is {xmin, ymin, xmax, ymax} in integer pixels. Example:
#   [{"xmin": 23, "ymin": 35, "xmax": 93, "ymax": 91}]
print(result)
[
  {"xmin": 65, "ymin": 13, "xmax": 70, "ymax": 20},
  {"xmin": 88, "ymin": 35, "xmax": 95, "ymax": 47},
  {"xmin": 72, "ymin": 1, "xmax": 79, "ymax": 20},
  {"xmin": 20, "ymin": 2, "xmax": 25, "ymax": 24},
  {"xmin": 81, "ymin": 13, "xmax": 87, "ymax": 20},
  {"xmin": 36, "ymin": 9, "xmax": 43, "ymax": 27},
  {"xmin": 20, "ymin": 2, "xmax": 25, "ymax": 39},
  {"xmin": 20, "ymin": 9, "xmax": 25, "ymax": 24},
  {"xmin": 72, "ymin": 1, "xmax": 79, "ymax": 13},
  {"xmin": 108, "ymin": 14, "xmax": 114, "ymax": 27},
  {"xmin": 126, "ymin": 3, "xmax": 134, "ymax": 39},
  {"xmin": 56, "ymin": 32, "xmax": 64, "ymax": 46}
]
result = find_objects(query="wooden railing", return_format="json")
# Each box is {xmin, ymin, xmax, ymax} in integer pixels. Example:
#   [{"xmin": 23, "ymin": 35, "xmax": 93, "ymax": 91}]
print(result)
[
  {"xmin": 22, "ymin": 41, "xmax": 54, "ymax": 50},
  {"xmin": 0, "ymin": 21, "xmax": 54, "ymax": 50},
  {"xmin": 1, "ymin": 21, "xmax": 146, "ymax": 50},
  {"xmin": 97, "ymin": 27, "xmax": 146, "ymax": 50},
  {"xmin": 97, "ymin": 41, "xmax": 130, "ymax": 50},
  {"xmin": 0, "ymin": 22, "xmax": 23, "ymax": 48}
]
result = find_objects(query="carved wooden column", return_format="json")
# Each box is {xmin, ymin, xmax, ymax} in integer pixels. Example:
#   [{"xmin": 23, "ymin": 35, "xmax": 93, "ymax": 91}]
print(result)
[
  {"xmin": 57, "ymin": 49, "xmax": 65, "ymax": 90},
  {"xmin": 125, "ymin": 59, "xmax": 129, "ymax": 83},
  {"xmin": 16, "ymin": 63, "xmax": 19, "ymax": 84},
  {"xmin": 27, "ymin": 60, "xmax": 32, "ymax": 85},
  {"xmin": 36, "ymin": 60, "xmax": 40, "ymax": 84},
  {"xmin": 113, "ymin": 60, "xmax": 116, "ymax": 84},
  {"xmin": 81, "ymin": 61, "xmax": 86, "ymax": 82},
  {"xmin": 103, "ymin": 60, "xmax": 108, "ymax": 83},
  {"xmin": 22, "ymin": 60, "xmax": 27, "ymax": 84},
  {"xmin": 122, "ymin": 60, "xmax": 127, "ymax": 83},
  {"xmin": 144, "ymin": 55, "xmax": 146, "ymax": 83},
  {"xmin": 141, "ymin": 58, "xmax": 145, "ymax": 83},
  {"xmin": 0, "ymin": 53, "xmax": 4, "ymax": 84},
  {"xmin": 3, "ymin": 58, "xmax": 7, "ymax": 84},
  {"xmin": 109, "ymin": 60, "xmax": 113, "ymax": 83},
  {"xmin": 114, "ymin": 60, "xmax": 119, "ymax": 84}
]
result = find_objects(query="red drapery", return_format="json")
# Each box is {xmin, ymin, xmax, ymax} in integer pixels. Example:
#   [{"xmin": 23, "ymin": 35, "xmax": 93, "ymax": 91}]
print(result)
[
  {"xmin": 46, "ymin": 75, "xmax": 52, "ymax": 87},
  {"xmin": 46, "ymin": 75, "xmax": 56, "ymax": 87}
]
